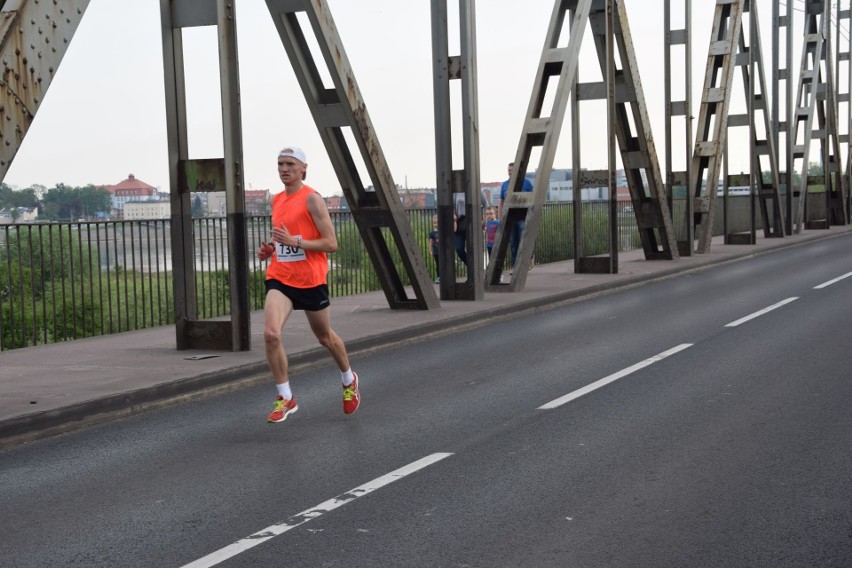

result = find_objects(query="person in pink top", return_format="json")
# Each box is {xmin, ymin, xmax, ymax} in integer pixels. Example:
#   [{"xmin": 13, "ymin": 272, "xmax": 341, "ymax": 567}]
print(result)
[{"xmin": 257, "ymin": 146, "xmax": 361, "ymax": 423}]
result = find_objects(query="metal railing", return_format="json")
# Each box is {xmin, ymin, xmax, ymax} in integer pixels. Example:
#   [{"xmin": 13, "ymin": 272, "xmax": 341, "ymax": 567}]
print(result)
[{"xmin": 0, "ymin": 196, "xmax": 810, "ymax": 351}]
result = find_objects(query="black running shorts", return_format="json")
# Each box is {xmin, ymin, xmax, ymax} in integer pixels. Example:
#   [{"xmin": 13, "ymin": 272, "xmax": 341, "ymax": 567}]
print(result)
[{"xmin": 265, "ymin": 279, "xmax": 331, "ymax": 311}]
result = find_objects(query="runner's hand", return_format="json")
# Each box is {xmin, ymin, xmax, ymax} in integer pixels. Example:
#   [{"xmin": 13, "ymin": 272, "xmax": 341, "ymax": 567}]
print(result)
[
  {"xmin": 271, "ymin": 224, "xmax": 292, "ymax": 244},
  {"xmin": 258, "ymin": 242, "xmax": 275, "ymax": 261}
]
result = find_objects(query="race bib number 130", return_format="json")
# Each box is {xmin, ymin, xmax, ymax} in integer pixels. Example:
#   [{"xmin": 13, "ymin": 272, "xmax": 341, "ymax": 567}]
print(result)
[{"xmin": 276, "ymin": 239, "xmax": 306, "ymax": 262}]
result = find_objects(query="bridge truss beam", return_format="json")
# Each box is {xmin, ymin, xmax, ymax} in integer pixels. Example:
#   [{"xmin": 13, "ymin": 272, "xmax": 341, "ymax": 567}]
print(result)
[
  {"xmin": 0, "ymin": 0, "xmax": 90, "ymax": 179},
  {"xmin": 265, "ymin": 0, "xmax": 439, "ymax": 310}
]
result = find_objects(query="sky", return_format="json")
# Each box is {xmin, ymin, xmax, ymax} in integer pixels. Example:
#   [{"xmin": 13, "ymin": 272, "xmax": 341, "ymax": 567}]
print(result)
[{"xmin": 2, "ymin": 0, "xmax": 843, "ymax": 196}]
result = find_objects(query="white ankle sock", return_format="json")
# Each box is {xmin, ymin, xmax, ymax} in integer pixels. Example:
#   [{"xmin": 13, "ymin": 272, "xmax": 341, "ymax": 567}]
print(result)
[
  {"xmin": 276, "ymin": 382, "xmax": 292, "ymax": 400},
  {"xmin": 341, "ymin": 369, "xmax": 354, "ymax": 387}
]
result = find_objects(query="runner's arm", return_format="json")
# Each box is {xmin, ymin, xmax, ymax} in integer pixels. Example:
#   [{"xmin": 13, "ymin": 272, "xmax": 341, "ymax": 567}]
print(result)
[{"xmin": 304, "ymin": 192, "xmax": 339, "ymax": 253}]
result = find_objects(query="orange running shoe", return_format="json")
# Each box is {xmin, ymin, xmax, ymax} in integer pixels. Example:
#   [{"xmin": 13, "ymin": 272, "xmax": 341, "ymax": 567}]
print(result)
[
  {"xmin": 342, "ymin": 373, "xmax": 361, "ymax": 415},
  {"xmin": 267, "ymin": 396, "xmax": 298, "ymax": 423}
]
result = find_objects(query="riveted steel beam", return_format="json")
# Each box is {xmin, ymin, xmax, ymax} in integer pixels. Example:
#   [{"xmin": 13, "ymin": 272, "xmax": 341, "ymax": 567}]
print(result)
[
  {"xmin": 265, "ymin": 0, "xmax": 438, "ymax": 310},
  {"xmin": 161, "ymin": 0, "xmax": 250, "ymax": 351},
  {"xmin": 816, "ymin": 0, "xmax": 848, "ymax": 228},
  {"xmin": 571, "ymin": 0, "xmax": 619, "ymax": 275},
  {"xmin": 0, "ymin": 0, "xmax": 90, "ymax": 180},
  {"xmin": 432, "ymin": 0, "xmax": 484, "ymax": 301},
  {"xmin": 772, "ymin": 0, "xmax": 795, "ymax": 235},
  {"xmin": 487, "ymin": 0, "xmax": 677, "ymax": 292},
  {"xmin": 722, "ymin": 0, "xmax": 784, "ymax": 245},
  {"xmin": 688, "ymin": 0, "xmax": 744, "ymax": 253},
  {"xmin": 791, "ymin": 0, "xmax": 848, "ymax": 233},
  {"xmin": 485, "ymin": 0, "xmax": 591, "ymax": 291},
  {"xmin": 790, "ymin": 0, "xmax": 826, "ymax": 232},
  {"xmin": 665, "ymin": 0, "xmax": 694, "ymax": 256},
  {"xmin": 836, "ymin": 0, "xmax": 852, "ymax": 219},
  {"xmin": 583, "ymin": 0, "xmax": 678, "ymax": 265}
]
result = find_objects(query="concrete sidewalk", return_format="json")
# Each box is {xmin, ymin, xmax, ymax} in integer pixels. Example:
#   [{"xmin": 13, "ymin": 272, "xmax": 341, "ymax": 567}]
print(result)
[{"xmin": 2, "ymin": 226, "xmax": 850, "ymax": 449}]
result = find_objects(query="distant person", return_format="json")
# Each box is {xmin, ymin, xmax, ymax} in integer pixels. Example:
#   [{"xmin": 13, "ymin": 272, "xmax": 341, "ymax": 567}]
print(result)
[
  {"xmin": 498, "ymin": 161, "xmax": 534, "ymax": 268},
  {"xmin": 428, "ymin": 214, "xmax": 440, "ymax": 283},
  {"xmin": 484, "ymin": 206, "xmax": 499, "ymax": 259},
  {"xmin": 257, "ymin": 146, "xmax": 361, "ymax": 423},
  {"xmin": 453, "ymin": 189, "xmax": 487, "ymax": 267}
]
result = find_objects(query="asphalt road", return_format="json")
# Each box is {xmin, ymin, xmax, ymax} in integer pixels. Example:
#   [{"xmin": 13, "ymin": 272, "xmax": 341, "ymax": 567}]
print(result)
[{"xmin": 2, "ymin": 235, "xmax": 852, "ymax": 567}]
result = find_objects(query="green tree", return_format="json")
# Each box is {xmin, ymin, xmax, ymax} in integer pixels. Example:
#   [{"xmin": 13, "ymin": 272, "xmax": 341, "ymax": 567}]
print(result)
[
  {"xmin": 78, "ymin": 184, "xmax": 112, "ymax": 218},
  {"xmin": 42, "ymin": 184, "xmax": 111, "ymax": 220},
  {"xmin": 0, "ymin": 184, "xmax": 39, "ymax": 219},
  {"xmin": 42, "ymin": 183, "xmax": 77, "ymax": 220}
]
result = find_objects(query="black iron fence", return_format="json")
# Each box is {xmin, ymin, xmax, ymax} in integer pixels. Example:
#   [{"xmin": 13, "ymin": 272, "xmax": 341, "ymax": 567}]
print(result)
[{"xmin": 0, "ymin": 196, "xmax": 812, "ymax": 351}]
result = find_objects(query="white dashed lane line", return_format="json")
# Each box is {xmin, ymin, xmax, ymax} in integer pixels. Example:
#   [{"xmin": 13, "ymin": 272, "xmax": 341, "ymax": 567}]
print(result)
[
  {"xmin": 724, "ymin": 297, "xmax": 799, "ymax": 328},
  {"xmin": 814, "ymin": 272, "xmax": 852, "ymax": 289},
  {"xmin": 538, "ymin": 344, "xmax": 693, "ymax": 410},
  {"xmin": 539, "ymin": 275, "xmax": 841, "ymax": 411},
  {"xmin": 184, "ymin": 272, "xmax": 851, "ymax": 567},
  {"xmin": 182, "ymin": 453, "xmax": 454, "ymax": 568}
]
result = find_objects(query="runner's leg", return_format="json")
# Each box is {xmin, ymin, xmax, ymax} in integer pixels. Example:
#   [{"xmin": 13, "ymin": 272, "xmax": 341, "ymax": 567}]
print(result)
[
  {"xmin": 305, "ymin": 307, "xmax": 350, "ymax": 372},
  {"xmin": 263, "ymin": 289, "xmax": 295, "ymax": 384}
]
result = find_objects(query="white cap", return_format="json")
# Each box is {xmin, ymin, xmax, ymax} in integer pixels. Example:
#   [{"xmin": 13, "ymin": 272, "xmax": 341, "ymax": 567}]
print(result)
[{"xmin": 278, "ymin": 146, "xmax": 307, "ymax": 164}]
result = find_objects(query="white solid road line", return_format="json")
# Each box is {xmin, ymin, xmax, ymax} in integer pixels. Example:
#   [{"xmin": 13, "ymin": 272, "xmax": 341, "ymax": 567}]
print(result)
[
  {"xmin": 814, "ymin": 272, "xmax": 852, "ymax": 289},
  {"xmin": 538, "ymin": 344, "xmax": 693, "ymax": 410},
  {"xmin": 181, "ymin": 452, "xmax": 454, "ymax": 568},
  {"xmin": 724, "ymin": 297, "xmax": 798, "ymax": 328}
]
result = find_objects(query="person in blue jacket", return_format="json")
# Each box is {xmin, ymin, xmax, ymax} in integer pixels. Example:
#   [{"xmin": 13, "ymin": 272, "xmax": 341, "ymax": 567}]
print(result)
[{"xmin": 498, "ymin": 161, "xmax": 534, "ymax": 268}]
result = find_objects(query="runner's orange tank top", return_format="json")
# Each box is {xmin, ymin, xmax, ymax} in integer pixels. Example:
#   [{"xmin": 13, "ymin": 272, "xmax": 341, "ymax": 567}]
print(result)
[{"xmin": 265, "ymin": 185, "xmax": 329, "ymax": 288}]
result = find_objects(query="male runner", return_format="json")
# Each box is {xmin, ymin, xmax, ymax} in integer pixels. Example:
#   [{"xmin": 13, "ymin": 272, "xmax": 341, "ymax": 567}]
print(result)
[{"xmin": 258, "ymin": 146, "xmax": 361, "ymax": 422}]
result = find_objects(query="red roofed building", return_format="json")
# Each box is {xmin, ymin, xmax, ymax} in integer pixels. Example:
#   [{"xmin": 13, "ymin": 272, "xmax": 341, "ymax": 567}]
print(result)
[
  {"xmin": 399, "ymin": 191, "xmax": 433, "ymax": 209},
  {"xmin": 105, "ymin": 174, "xmax": 160, "ymax": 217},
  {"xmin": 326, "ymin": 195, "xmax": 345, "ymax": 211}
]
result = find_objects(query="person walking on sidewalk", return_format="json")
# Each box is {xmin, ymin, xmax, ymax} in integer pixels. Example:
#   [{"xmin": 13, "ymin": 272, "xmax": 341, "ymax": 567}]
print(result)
[
  {"xmin": 428, "ymin": 214, "xmax": 441, "ymax": 283},
  {"xmin": 453, "ymin": 188, "xmax": 487, "ymax": 267},
  {"xmin": 257, "ymin": 146, "xmax": 361, "ymax": 423},
  {"xmin": 498, "ymin": 161, "xmax": 534, "ymax": 269}
]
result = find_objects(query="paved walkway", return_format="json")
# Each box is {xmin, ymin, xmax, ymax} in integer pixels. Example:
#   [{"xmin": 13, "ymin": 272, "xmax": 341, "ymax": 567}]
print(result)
[{"xmin": 3, "ymin": 226, "xmax": 850, "ymax": 449}]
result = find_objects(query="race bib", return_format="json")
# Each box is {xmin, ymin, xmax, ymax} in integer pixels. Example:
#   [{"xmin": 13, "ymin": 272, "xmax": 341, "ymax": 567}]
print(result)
[{"xmin": 275, "ymin": 239, "xmax": 306, "ymax": 262}]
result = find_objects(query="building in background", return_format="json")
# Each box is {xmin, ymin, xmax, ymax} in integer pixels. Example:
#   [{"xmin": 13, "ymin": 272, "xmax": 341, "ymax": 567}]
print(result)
[
  {"xmin": 320, "ymin": 167, "xmax": 637, "ymax": 213},
  {"xmin": 545, "ymin": 168, "xmax": 631, "ymax": 202},
  {"xmin": 399, "ymin": 190, "xmax": 435, "ymax": 209},
  {"xmin": 188, "ymin": 189, "xmax": 271, "ymax": 217},
  {"xmin": 104, "ymin": 174, "xmax": 160, "ymax": 218},
  {"xmin": 326, "ymin": 195, "xmax": 346, "ymax": 211},
  {"xmin": 123, "ymin": 200, "xmax": 171, "ymax": 220},
  {"xmin": 206, "ymin": 192, "xmax": 227, "ymax": 217},
  {"xmin": 0, "ymin": 207, "xmax": 38, "ymax": 223}
]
